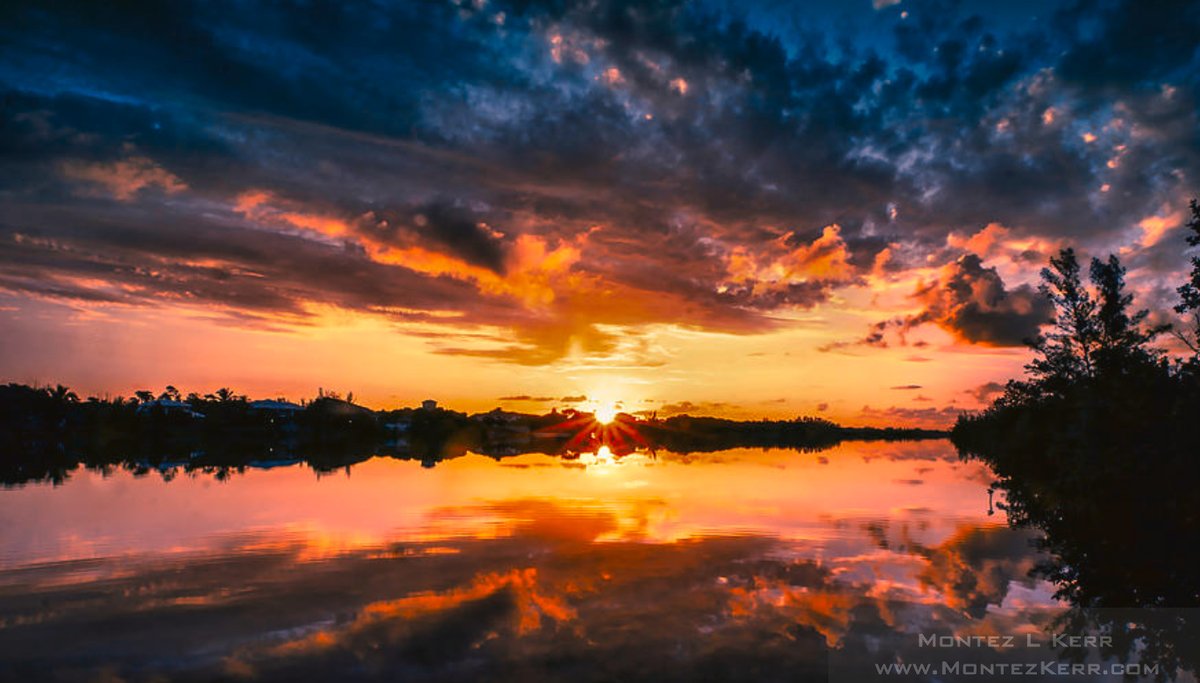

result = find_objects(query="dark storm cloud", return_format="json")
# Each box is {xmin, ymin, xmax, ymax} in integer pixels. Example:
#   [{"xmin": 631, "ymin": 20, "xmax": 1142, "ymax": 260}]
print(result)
[
  {"xmin": 909, "ymin": 254, "xmax": 1055, "ymax": 346},
  {"xmin": 1054, "ymin": 0, "xmax": 1200, "ymax": 91},
  {"xmin": 0, "ymin": 0, "xmax": 1197, "ymax": 359},
  {"xmin": 362, "ymin": 201, "xmax": 510, "ymax": 274},
  {"xmin": 844, "ymin": 254, "xmax": 1055, "ymax": 348}
]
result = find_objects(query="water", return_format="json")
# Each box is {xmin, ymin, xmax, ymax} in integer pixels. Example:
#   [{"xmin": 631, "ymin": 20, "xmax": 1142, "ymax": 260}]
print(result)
[{"xmin": 0, "ymin": 441, "xmax": 1071, "ymax": 681}]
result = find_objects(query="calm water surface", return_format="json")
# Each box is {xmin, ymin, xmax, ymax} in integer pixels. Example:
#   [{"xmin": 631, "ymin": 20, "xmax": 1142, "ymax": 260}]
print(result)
[{"xmin": 0, "ymin": 441, "xmax": 1070, "ymax": 681}]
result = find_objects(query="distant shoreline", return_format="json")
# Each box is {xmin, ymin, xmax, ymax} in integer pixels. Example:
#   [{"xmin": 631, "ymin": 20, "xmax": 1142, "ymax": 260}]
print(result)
[{"xmin": 1, "ymin": 382, "xmax": 945, "ymax": 486}]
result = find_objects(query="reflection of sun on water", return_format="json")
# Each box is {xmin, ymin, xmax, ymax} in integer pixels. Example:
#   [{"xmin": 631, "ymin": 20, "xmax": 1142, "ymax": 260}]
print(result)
[{"xmin": 581, "ymin": 445, "xmax": 616, "ymax": 473}]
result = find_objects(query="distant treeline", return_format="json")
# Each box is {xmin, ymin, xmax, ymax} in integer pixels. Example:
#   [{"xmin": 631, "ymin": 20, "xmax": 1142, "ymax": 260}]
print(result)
[
  {"xmin": 951, "ymin": 199, "xmax": 1200, "ymax": 679},
  {"xmin": 0, "ymin": 382, "xmax": 943, "ymax": 487},
  {"xmin": 640, "ymin": 415, "xmax": 943, "ymax": 453}
]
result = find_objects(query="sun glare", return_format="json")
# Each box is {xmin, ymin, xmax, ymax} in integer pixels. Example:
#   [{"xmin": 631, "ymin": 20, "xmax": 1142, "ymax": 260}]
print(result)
[{"xmin": 594, "ymin": 403, "xmax": 617, "ymax": 424}]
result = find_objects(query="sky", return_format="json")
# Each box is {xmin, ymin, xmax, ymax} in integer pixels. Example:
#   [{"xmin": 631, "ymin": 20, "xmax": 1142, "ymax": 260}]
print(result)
[{"xmin": 0, "ymin": 0, "xmax": 1197, "ymax": 427}]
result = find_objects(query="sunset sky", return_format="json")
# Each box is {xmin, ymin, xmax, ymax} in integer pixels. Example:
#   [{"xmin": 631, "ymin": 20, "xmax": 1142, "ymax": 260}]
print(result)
[{"xmin": 1, "ymin": 0, "xmax": 1197, "ymax": 426}]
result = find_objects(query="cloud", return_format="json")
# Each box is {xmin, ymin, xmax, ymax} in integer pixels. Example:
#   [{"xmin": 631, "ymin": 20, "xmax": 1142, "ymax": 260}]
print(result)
[
  {"xmin": 1, "ymin": 0, "xmax": 1197, "ymax": 364},
  {"xmin": 913, "ymin": 525, "xmax": 1043, "ymax": 618},
  {"xmin": 965, "ymin": 381, "xmax": 1006, "ymax": 403},
  {"xmin": 718, "ymin": 224, "xmax": 862, "ymax": 309},
  {"xmin": 910, "ymin": 255, "xmax": 1054, "ymax": 346},
  {"xmin": 406, "ymin": 202, "xmax": 509, "ymax": 275},
  {"xmin": 843, "ymin": 254, "xmax": 1054, "ymax": 349},
  {"xmin": 656, "ymin": 400, "xmax": 730, "ymax": 416},
  {"xmin": 60, "ymin": 155, "xmax": 187, "ymax": 200},
  {"xmin": 858, "ymin": 404, "xmax": 960, "ymax": 429}
]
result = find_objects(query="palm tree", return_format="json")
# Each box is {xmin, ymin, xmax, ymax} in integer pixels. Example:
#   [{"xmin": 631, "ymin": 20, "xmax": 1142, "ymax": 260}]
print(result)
[{"xmin": 47, "ymin": 384, "xmax": 79, "ymax": 404}]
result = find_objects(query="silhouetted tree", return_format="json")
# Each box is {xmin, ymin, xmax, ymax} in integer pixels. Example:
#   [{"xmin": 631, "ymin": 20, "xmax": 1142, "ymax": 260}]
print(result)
[
  {"xmin": 1175, "ymin": 199, "xmax": 1200, "ymax": 357},
  {"xmin": 1025, "ymin": 248, "xmax": 1098, "ymax": 392},
  {"xmin": 952, "ymin": 197, "xmax": 1200, "ymax": 681},
  {"xmin": 213, "ymin": 387, "xmax": 240, "ymax": 403},
  {"xmin": 1089, "ymin": 254, "xmax": 1168, "ymax": 373},
  {"xmin": 47, "ymin": 384, "xmax": 78, "ymax": 404}
]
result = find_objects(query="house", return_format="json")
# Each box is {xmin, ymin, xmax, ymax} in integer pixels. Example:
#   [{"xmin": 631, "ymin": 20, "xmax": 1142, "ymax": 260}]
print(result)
[
  {"xmin": 421, "ymin": 399, "xmax": 438, "ymax": 411},
  {"xmin": 307, "ymin": 397, "xmax": 373, "ymax": 422},
  {"xmin": 472, "ymin": 408, "xmax": 532, "ymax": 443},
  {"xmin": 249, "ymin": 399, "xmax": 305, "ymax": 426},
  {"xmin": 136, "ymin": 399, "xmax": 205, "ymax": 419},
  {"xmin": 248, "ymin": 399, "xmax": 305, "ymax": 415}
]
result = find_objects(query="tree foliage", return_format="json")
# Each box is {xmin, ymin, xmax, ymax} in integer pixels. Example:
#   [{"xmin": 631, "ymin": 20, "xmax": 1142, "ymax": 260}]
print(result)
[
  {"xmin": 1174, "ymin": 199, "xmax": 1200, "ymax": 355},
  {"xmin": 952, "ymin": 197, "xmax": 1200, "ymax": 681}
]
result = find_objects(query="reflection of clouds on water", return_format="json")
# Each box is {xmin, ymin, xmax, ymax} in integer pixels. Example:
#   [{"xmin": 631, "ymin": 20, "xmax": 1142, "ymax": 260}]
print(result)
[
  {"xmin": 913, "ymin": 525, "xmax": 1043, "ymax": 619},
  {"xmin": 0, "ymin": 441, "xmax": 1005, "ymax": 566},
  {"xmin": 0, "ymin": 442, "xmax": 1083, "ymax": 680},
  {"xmin": 0, "ymin": 497, "xmax": 1061, "ymax": 682}
]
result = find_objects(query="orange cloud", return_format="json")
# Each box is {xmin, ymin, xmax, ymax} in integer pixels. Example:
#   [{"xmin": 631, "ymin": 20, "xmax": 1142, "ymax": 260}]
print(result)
[
  {"xmin": 373, "ymin": 233, "xmax": 582, "ymax": 309},
  {"xmin": 724, "ymin": 224, "xmax": 857, "ymax": 293},
  {"xmin": 61, "ymin": 156, "xmax": 187, "ymax": 200},
  {"xmin": 264, "ymin": 566, "xmax": 577, "ymax": 664},
  {"xmin": 234, "ymin": 190, "xmax": 582, "ymax": 309},
  {"xmin": 777, "ymin": 225, "xmax": 856, "ymax": 281},
  {"xmin": 947, "ymin": 223, "xmax": 1010, "ymax": 258},
  {"xmin": 233, "ymin": 190, "xmax": 351, "ymax": 239},
  {"xmin": 946, "ymin": 223, "xmax": 1062, "ymax": 269},
  {"xmin": 728, "ymin": 576, "xmax": 860, "ymax": 647},
  {"xmin": 914, "ymin": 525, "xmax": 1040, "ymax": 618},
  {"xmin": 1137, "ymin": 208, "xmax": 1184, "ymax": 248}
]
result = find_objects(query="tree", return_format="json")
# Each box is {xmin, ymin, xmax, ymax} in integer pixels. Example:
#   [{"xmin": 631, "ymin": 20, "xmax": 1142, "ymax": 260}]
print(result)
[
  {"xmin": 159, "ymin": 385, "xmax": 181, "ymax": 402},
  {"xmin": 1175, "ymin": 199, "xmax": 1200, "ymax": 356},
  {"xmin": 1089, "ymin": 254, "xmax": 1167, "ymax": 372},
  {"xmin": 47, "ymin": 384, "xmax": 79, "ymax": 404},
  {"xmin": 1026, "ymin": 248, "xmax": 1098, "ymax": 389}
]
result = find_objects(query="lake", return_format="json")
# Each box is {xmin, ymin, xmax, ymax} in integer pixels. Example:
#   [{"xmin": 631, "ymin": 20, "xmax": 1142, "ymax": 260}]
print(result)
[{"xmin": 0, "ymin": 440, "xmax": 1107, "ymax": 681}]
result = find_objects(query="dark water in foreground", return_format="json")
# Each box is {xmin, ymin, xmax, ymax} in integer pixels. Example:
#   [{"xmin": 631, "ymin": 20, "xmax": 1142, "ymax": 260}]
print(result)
[{"xmin": 0, "ymin": 441, "xmax": 1177, "ymax": 682}]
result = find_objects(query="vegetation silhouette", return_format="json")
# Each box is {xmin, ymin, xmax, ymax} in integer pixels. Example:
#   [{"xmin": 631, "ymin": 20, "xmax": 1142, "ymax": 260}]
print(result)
[
  {"xmin": 0, "ymin": 385, "xmax": 943, "ymax": 488},
  {"xmin": 952, "ymin": 199, "xmax": 1200, "ymax": 680}
]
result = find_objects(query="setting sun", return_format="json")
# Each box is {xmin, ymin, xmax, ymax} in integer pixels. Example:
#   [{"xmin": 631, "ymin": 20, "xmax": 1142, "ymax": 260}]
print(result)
[{"xmin": 593, "ymin": 403, "xmax": 617, "ymax": 424}]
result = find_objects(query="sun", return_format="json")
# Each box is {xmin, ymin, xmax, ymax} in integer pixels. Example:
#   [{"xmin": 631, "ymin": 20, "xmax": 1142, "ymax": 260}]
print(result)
[{"xmin": 594, "ymin": 402, "xmax": 617, "ymax": 424}]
